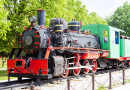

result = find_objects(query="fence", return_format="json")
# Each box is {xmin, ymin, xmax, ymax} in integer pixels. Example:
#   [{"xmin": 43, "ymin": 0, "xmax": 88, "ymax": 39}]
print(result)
[
  {"xmin": 2, "ymin": 68, "xmax": 130, "ymax": 90},
  {"xmin": 33, "ymin": 68, "xmax": 130, "ymax": 90},
  {"xmin": 65, "ymin": 68, "xmax": 130, "ymax": 90}
]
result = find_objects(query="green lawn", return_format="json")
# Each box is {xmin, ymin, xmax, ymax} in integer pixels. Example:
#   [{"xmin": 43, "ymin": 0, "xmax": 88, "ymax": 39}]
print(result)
[
  {"xmin": 0, "ymin": 70, "xmax": 16, "ymax": 81},
  {"xmin": 0, "ymin": 59, "xmax": 16, "ymax": 81}
]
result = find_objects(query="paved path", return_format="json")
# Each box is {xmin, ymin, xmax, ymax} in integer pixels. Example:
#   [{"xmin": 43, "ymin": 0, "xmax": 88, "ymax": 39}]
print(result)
[
  {"xmin": 0, "ymin": 69, "xmax": 7, "ymax": 70},
  {"xmin": 112, "ymin": 83, "xmax": 130, "ymax": 90},
  {"xmin": 0, "ymin": 78, "xmax": 130, "ymax": 90},
  {"xmin": 0, "ymin": 78, "xmax": 29, "ymax": 83}
]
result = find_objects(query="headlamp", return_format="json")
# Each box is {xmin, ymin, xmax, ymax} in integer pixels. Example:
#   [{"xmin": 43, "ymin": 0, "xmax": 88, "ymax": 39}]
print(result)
[{"xmin": 28, "ymin": 16, "xmax": 37, "ymax": 23}]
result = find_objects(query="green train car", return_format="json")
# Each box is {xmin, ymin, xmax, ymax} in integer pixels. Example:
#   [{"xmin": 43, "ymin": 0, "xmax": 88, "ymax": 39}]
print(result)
[{"xmin": 82, "ymin": 24, "xmax": 130, "ymax": 68}]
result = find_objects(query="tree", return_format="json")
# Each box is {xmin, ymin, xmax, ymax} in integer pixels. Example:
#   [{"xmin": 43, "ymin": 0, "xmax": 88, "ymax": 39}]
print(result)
[
  {"xmin": 106, "ymin": 2, "xmax": 130, "ymax": 36},
  {"xmin": 0, "ymin": 0, "xmax": 10, "ymax": 40},
  {"xmin": 0, "ymin": 0, "xmax": 10, "ymax": 60}
]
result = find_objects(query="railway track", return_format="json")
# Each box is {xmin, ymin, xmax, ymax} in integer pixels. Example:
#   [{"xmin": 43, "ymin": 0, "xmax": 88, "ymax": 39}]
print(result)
[{"xmin": 0, "ymin": 67, "xmax": 130, "ymax": 90}]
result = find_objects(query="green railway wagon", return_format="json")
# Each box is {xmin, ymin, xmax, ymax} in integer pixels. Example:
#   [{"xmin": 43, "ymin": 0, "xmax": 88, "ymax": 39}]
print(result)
[
  {"xmin": 120, "ymin": 36, "xmax": 130, "ymax": 57},
  {"xmin": 82, "ymin": 24, "xmax": 125, "ymax": 58}
]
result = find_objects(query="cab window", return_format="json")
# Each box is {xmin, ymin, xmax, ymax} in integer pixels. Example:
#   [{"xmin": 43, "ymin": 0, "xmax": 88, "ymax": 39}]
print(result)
[{"xmin": 103, "ymin": 30, "xmax": 108, "ymax": 43}]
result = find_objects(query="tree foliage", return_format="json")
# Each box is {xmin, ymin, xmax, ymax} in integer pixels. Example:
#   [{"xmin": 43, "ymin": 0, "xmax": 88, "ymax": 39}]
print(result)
[
  {"xmin": 0, "ymin": 0, "xmax": 106, "ymax": 56},
  {"xmin": 0, "ymin": 0, "xmax": 11, "ymax": 57},
  {"xmin": 106, "ymin": 2, "xmax": 130, "ymax": 36},
  {"xmin": 0, "ymin": 0, "xmax": 10, "ymax": 40}
]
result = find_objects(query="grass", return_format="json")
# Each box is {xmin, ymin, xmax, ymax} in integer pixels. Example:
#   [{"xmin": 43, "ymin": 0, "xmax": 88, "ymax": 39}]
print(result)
[
  {"xmin": 0, "ymin": 58, "xmax": 17, "ymax": 81},
  {"xmin": 125, "ymin": 79, "xmax": 130, "ymax": 83},
  {"xmin": 0, "ymin": 58, "xmax": 18, "ymax": 81},
  {"xmin": 96, "ymin": 85, "xmax": 106, "ymax": 90},
  {"xmin": 0, "ymin": 70, "xmax": 16, "ymax": 81}
]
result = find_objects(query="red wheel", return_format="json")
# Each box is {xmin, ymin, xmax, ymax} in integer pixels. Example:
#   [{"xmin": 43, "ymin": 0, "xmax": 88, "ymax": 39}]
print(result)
[
  {"xmin": 83, "ymin": 60, "xmax": 89, "ymax": 74},
  {"xmin": 73, "ymin": 62, "xmax": 81, "ymax": 75},
  {"xmin": 91, "ymin": 60, "xmax": 97, "ymax": 73},
  {"xmin": 61, "ymin": 64, "xmax": 69, "ymax": 77}
]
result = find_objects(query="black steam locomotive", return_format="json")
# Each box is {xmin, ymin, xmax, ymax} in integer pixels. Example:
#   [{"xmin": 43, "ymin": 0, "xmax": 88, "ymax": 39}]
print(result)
[{"xmin": 7, "ymin": 9, "xmax": 104, "ymax": 80}]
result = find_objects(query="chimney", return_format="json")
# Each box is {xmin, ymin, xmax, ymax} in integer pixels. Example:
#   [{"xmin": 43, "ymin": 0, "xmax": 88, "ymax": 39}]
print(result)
[{"xmin": 37, "ymin": 9, "xmax": 46, "ymax": 26}]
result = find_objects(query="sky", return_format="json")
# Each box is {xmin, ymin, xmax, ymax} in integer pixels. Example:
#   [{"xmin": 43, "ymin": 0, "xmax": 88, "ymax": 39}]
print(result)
[{"xmin": 80, "ymin": 0, "xmax": 130, "ymax": 18}]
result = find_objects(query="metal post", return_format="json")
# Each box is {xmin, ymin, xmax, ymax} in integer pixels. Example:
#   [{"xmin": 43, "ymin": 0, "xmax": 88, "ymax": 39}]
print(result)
[
  {"xmin": 67, "ymin": 78, "xmax": 70, "ymax": 90},
  {"xmin": 18, "ymin": 77, "xmax": 22, "ymax": 82},
  {"xmin": 122, "ymin": 69, "xmax": 125, "ymax": 85},
  {"xmin": 8, "ymin": 75, "xmax": 10, "ymax": 82},
  {"xmin": 109, "ymin": 70, "xmax": 112, "ymax": 89},
  {"xmin": 30, "ymin": 80, "xmax": 35, "ymax": 90},
  {"xmin": 36, "ymin": 77, "xmax": 41, "ymax": 85},
  {"xmin": 92, "ymin": 73, "xmax": 95, "ymax": 90}
]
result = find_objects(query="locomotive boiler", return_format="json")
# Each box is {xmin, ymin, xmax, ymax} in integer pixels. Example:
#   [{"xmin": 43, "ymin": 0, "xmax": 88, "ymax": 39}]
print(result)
[{"xmin": 7, "ymin": 9, "xmax": 109, "ymax": 81}]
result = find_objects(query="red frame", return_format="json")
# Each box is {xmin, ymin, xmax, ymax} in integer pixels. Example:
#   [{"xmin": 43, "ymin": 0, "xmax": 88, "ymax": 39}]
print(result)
[{"xmin": 7, "ymin": 59, "xmax": 48, "ymax": 75}]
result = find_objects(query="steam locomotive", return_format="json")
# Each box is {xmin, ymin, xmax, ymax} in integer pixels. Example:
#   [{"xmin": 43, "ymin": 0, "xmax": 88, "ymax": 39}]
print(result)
[{"xmin": 7, "ymin": 9, "xmax": 129, "ymax": 81}]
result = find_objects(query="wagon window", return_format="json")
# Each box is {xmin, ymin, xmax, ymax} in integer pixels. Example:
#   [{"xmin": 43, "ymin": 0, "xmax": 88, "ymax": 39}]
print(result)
[
  {"xmin": 115, "ymin": 31, "xmax": 119, "ymax": 44},
  {"xmin": 103, "ymin": 30, "xmax": 108, "ymax": 43},
  {"xmin": 110, "ymin": 30, "xmax": 119, "ymax": 44}
]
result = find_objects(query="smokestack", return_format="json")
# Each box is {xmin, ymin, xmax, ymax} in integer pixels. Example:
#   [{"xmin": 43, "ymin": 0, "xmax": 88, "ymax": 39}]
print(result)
[{"xmin": 37, "ymin": 9, "xmax": 45, "ymax": 26}]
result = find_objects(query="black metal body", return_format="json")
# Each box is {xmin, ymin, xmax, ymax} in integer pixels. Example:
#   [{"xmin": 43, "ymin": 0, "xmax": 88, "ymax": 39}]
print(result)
[
  {"xmin": 51, "ymin": 30, "xmax": 100, "ymax": 49},
  {"xmin": 21, "ymin": 27, "xmax": 49, "ymax": 55}
]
